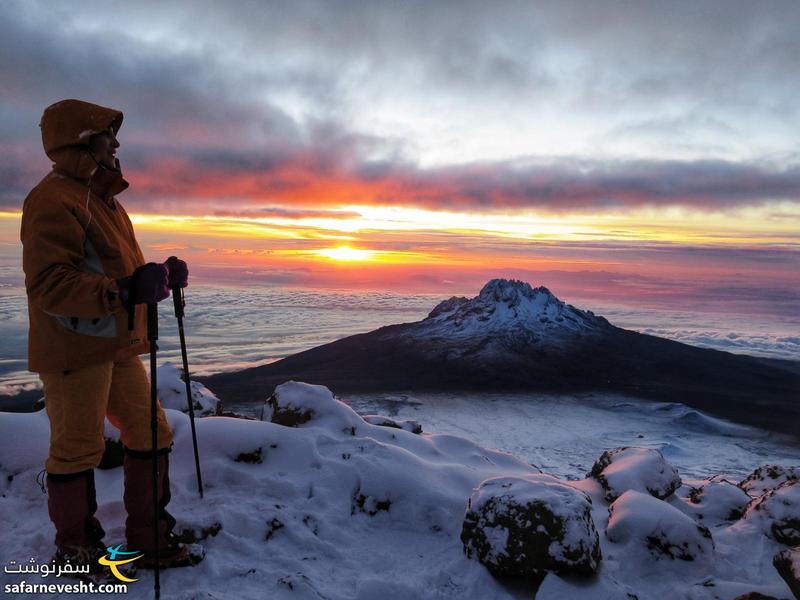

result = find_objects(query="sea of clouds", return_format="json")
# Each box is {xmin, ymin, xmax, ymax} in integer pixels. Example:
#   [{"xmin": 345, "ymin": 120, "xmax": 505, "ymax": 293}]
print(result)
[{"xmin": 1, "ymin": 283, "xmax": 796, "ymax": 395}]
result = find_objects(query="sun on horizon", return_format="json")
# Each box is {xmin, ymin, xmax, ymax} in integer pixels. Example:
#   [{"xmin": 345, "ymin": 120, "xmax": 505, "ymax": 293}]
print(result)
[{"xmin": 313, "ymin": 246, "xmax": 378, "ymax": 262}]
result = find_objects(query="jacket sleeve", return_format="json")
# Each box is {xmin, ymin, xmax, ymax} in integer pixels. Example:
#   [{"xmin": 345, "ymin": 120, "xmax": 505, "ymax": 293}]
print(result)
[{"xmin": 21, "ymin": 193, "xmax": 124, "ymax": 319}]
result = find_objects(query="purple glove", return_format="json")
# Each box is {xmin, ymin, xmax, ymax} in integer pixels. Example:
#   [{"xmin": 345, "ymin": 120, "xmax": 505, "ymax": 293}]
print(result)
[
  {"xmin": 117, "ymin": 263, "xmax": 171, "ymax": 305},
  {"xmin": 165, "ymin": 256, "xmax": 188, "ymax": 289}
]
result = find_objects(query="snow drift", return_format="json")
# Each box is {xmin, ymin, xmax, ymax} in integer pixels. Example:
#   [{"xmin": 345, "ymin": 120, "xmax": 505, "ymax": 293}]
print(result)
[{"xmin": 0, "ymin": 378, "xmax": 797, "ymax": 599}]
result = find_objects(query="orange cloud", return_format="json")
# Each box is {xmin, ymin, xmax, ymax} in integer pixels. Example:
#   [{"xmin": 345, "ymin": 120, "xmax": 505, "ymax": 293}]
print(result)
[{"xmin": 116, "ymin": 155, "xmax": 800, "ymax": 218}]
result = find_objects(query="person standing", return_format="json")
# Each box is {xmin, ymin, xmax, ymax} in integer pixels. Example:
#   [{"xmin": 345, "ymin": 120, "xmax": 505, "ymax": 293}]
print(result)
[{"xmin": 20, "ymin": 99, "xmax": 202, "ymax": 576}]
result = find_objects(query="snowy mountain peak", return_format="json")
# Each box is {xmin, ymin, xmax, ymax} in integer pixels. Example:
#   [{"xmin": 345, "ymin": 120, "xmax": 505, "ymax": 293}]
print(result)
[
  {"xmin": 478, "ymin": 278, "xmax": 554, "ymax": 306},
  {"xmin": 423, "ymin": 278, "xmax": 609, "ymax": 341}
]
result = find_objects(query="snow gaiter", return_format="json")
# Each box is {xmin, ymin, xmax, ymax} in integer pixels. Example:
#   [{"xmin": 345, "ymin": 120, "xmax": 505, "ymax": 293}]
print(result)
[
  {"xmin": 46, "ymin": 469, "xmax": 106, "ymax": 549},
  {"xmin": 123, "ymin": 447, "xmax": 176, "ymax": 552}
]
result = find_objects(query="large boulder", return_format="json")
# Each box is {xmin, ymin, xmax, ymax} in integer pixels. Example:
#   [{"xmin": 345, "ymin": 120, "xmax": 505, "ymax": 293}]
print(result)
[
  {"xmin": 773, "ymin": 547, "xmax": 800, "ymax": 600},
  {"xmin": 740, "ymin": 465, "xmax": 799, "ymax": 498},
  {"xmin": 745, "ymin": 480, "xmax": 800, "ymax": 546},
  {"xmin": 607, "ymin": 490, "xmax": 714, "ymax": 562},
  {"xmin": 589, "ymin": 447, "xmax": 681, "ymax": 503},
  {"xmin": 461, "ymin": 474, "xmax": 601, "ymax": 578}
]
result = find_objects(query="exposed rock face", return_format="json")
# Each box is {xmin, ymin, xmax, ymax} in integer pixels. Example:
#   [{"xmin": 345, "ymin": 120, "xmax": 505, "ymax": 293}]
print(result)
[
  {"xmin": 266, "ymin": 381, "xmax": 328, "ymax": 427},
  {"xmin": 362, "ymin": 415, "xmax": 422, "ymax": 434},
  {"xmin": 461, "ymin": 475, "xmax": 601, "ymax": 578},
  {"xmin": 773, "ymin": 546, "xmax": 800, "ymax": 600},
  {"xmin": 424, "ymin": 279, "xmax": 609, "ymax": 341},
  {"xmin": 740, "ymin": 465, "xmax": 800, "ymax": 498},
  {"xmin": 745, "ymin": 479, "xmax": 800, "ymax": 546},
  {"xmin": 265, "ymin": 381, "xmax": 368, "ymax": 437},
  {"xmin": 267, "ymin": 393, "xmax": 315, "ymax": 427},
  {"xmin": 607, "ymin": 490, "xmax": 714, "ymax": 563},
  {"xmin": 589, "ymin": 447, "xmax": 681, "ymax": 503}
]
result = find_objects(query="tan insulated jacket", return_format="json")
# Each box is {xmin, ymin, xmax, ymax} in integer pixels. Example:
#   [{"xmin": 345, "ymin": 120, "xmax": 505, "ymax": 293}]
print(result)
[{"xmin": 21, "ymin": 99, "xmax": 149, "ymax": 373}]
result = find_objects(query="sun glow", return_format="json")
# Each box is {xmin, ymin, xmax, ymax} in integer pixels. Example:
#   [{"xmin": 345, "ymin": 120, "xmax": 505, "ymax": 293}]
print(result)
[{"xmin": 314, "ymin": 246, "xmax": 377, "ymax": 261}]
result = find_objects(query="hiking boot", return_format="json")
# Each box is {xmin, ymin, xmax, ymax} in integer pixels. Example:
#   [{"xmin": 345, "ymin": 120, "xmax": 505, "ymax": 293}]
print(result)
[
  {"xmin": 123, "ymin": 447, "xmax": 205, "ymax": 569},
  {"xmin": 52, "ymin": 543, "xmax": 114, "ymax": 584},
  {"xmin": 46, "ymin": 469, "xmax": 106, "ymax": 549},
  {"xmin": 138, "ymin": 538, "xmax": 205, "ymax": 569}
]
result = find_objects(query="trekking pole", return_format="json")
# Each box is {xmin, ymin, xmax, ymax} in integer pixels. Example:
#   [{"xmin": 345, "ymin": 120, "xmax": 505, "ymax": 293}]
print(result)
[
  {"xmin": 172, "ymin": 285, "xmax": 203, "ymax": 498},
  {"xmin": 146, "ymin": 303, "xmax": 161, "ymax": 600}
]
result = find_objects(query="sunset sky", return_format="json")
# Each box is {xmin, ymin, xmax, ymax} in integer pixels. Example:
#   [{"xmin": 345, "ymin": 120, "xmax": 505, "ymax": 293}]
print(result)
[{"xmin": 1, "ymin": 0, "xmax": 798, "ymax": 317}]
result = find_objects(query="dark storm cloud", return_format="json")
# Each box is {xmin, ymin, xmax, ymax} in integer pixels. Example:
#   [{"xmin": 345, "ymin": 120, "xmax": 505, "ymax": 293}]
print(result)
[
  {"xmin": 1, "ymin": 0, "xmax": 799, "ymax": 213},
  {"xmin": 110, "ymin": 0, "xmax": 799, "ymax": 118},
  {"xmin": 385, "ymin": 158, "xmax": 800, "ymax": 210},
  {"xmin": 79, "ymin": 151, "xmax": 798, "ymax": 215}
]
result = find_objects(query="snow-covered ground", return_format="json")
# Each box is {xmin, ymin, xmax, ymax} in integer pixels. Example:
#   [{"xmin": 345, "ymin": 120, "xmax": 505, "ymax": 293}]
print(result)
[
  {"xmin": 1, "ymin": 374, "xmax": 797, "ymax": 599},
  {"xmin": 324, "ymin": 391, "xmax": 798, "ymax": 482}
]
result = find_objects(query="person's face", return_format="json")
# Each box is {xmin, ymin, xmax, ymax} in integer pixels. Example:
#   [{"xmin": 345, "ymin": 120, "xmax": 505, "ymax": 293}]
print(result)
[{"xmin": 88, "ymin": 127, "xmax": 120, "ymax": 170}]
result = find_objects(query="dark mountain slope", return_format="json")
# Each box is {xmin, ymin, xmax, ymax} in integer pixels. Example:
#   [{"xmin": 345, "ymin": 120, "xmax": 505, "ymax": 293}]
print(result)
[{"xmin": 201, "ymin": 279, "xmax": 799, "ymax": 436}]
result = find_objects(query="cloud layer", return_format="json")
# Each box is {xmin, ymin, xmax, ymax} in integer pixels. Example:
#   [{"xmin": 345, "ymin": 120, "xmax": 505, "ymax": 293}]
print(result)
[{"xmin": 1, "ymin": 281, "xmax": 796, "ymax": 396}]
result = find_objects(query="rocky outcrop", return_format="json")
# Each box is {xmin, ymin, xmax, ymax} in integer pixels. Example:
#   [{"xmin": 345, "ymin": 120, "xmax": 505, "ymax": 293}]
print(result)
[
  {"xmin": 590, "ymin": 447, "xmax": 681, "ymax": 502},
  {"xmin": 680, "ymin": 475, "xmax": 751, "ymax": 522},
  {"xmin": 740, "ymin": 465, "xmax": 800, "ymax": 498},
  {"xmin": 607, "ymin": 490, "xmax": 714, "ymax": 562},
  {"xmin": 461, "ymin": 475, "xmax": 601, "ymax": 578},
  {"xmin": 266, "ymin": 381, "xmax": 329, "ymax": 427},
  {"xmin": 362, "ymin": 415, "xmax": 422, "ymax": 434},
  {"xmin": 267, "ymin": 391, "xmax": 315, "ymax": 427},
  {"xmin": 773, "ymin": 547, "xmax": 800, "ymax": 600},
  {"xmin": 745, "ymin": 480, "xmax": 800, "ymax": 546}
]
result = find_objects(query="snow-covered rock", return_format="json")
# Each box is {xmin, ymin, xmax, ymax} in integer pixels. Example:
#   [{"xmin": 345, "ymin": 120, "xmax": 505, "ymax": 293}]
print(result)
[
  {"xmin": 589, "ymin": 446, "xmax": 681, "ymax": 503},
  {"xmin": 745, "ymin": 480, "xmax": 800, "ymax": 545},
  {"xmin": 0, "ymin": 381, "xmax": 796, "ymax": 599},
  {"xmin": 607, "ymin": 490, "xmax": 714, "ymax": 562},
  {"xmin": 773, "ymin": 547, "xmax": 800, "ymax": 599},
  {"xmin": 157, "ymin": 363, "xmax": 220, "ymax": 416},
  {"xmin": 265, "ymin": 380, "xmax": 364, "ymax": 433},
  {"xmin": 362, "ymin": 415, "xmax": 422, "ymax": 434},
  {"xmin": 460, "ymin": 474, "xmax": 601, "ymax": 577},
  {"xmin": 677, "ymin": 475, "xmax": 751, "ymax": 523},
  {"xmin": 740, "ymin": 465, "xmax": 800, "ymax": 498}
]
